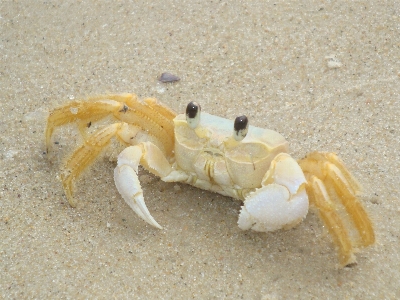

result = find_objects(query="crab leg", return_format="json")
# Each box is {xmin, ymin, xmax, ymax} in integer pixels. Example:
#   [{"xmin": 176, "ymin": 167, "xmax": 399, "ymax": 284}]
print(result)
[
  {"xmin": 46, "ymin": 93, "xmax": 176, "ymax": 154},
  {"xmin": 114, "ymin": 142, "xmax": 173, "ymax": 228},
  {"xmin": 326, "ymin": 164, "xmax": 375, "ymax": 247},
  {"xmin": 298, "ymin": 152, "xmax": 375, "ymax": 266},
  {"xmin": 46, "ymin": 97, "xmax": 123, "ymax": 152},
  {"xmin": 61, "ymin": 123, "xmax": 123, "ymax": 207},
  {"xmin": 58, "ymin": 118, "xmax": 175, "ymax": 228},
  {"xmin": 306, "ymin": 174, "xmax": 355, "ymax": 266},
  {"xmin": 60, "ymin": 121, "xmax": 162, "ymax": 207}
]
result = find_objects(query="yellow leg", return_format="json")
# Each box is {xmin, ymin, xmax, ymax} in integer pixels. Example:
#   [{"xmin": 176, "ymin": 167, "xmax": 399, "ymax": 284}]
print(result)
[
  {"xmin": 306, "ymin": 175, "xmax": 355, "ymax": 266},
  {"xmin": 46, "ymin": 99, "xmax": 123, "ymax": 152},
  {"xmin": 326, "ymin": 164, "xmax": 375, "ymax": 247},
  {"xmin": 61, "ymin": 123, "xmax": 123, "ymax": 207},
  {"xmin": 103, "ymin": 94, "xmax": 176, "ymax": 122},
  {"xmin": 299, "ymin": 152, "xmax": 375, "ymax": 266},
  {"xmin": 47, "ymin": 94, "xmax": 177, "ymax": 209},
  {"xmin": 46, "ymin": 93, "xmax": 176, "ymax": 154}
]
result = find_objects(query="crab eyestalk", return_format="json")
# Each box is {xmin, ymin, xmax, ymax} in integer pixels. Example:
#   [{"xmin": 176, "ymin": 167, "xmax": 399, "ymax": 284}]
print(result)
[
  {"xmin": 186, "ymin": 101, "xmax": 201, "ymax": 129},
  {"xmin": 233, "ymin": 115, "xmax": 248, "ymax": 141}
]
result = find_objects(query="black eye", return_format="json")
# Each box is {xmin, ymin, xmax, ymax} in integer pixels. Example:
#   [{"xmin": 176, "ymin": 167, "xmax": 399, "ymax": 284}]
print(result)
[
  {"xmin": 233, "ymin": 115, "xmax": 249, "ymax": 141},
  {"xmin": 186, "ymin": 101, "xmax": 201, "ymax": 129}
]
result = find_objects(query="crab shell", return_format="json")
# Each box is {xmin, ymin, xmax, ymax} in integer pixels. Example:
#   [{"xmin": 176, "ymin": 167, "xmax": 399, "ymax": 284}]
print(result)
[{"xmin": 174, "ymin": 112, "xmax": 288, "ymax": 193}]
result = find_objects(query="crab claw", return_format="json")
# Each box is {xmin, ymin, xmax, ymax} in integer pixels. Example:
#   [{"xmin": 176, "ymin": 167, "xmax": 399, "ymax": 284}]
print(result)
[
  {"xmin": 238, "ymin": 153, "xmax": 309, "ymax": 232},
  {"xmin": 114, "ymin": 143, "xmax": 172, "ymax": 229},
  {"xmin": 114, "ymin": 164, "xmax": 162, "ymax": 229}
]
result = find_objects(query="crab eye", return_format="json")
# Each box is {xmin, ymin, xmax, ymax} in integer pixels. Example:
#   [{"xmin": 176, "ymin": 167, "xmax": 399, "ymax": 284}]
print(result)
[
  {"xmin": 186, "ymin": 101, "xmax": 201, "ymax": 129},
  {"xmin": 233, "ymin": 115, "xmax": 249, "ymax": 141}
]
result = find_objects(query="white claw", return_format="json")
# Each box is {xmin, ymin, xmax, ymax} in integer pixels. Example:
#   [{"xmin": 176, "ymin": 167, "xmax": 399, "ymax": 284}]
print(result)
[
  {"xmin": 238, "ymin": 184, "xmax": 308, "ymax": 231},
  {"xmin": 114, "ymin": 147, "xmax": 163, "ymax": 229},
  {"xmin": 238, "ymin": 153, "xmax": 309, "ymax": 232}
]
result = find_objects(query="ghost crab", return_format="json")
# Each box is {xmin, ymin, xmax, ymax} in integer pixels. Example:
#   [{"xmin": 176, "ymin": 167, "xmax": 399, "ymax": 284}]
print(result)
[{"xmin": 46, "ymin": 93, "xmax": 374, "ymax": 266}]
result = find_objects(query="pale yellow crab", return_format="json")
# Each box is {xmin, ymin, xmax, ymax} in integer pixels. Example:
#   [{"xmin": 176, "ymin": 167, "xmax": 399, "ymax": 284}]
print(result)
[{"xmin": 46, "ymin": 93, "xmax": 374, "ymax": 266}]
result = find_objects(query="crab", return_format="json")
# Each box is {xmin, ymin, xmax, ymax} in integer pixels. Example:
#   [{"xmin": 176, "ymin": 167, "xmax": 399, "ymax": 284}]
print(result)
[{"xmin": 46, "ymin": 93, "xmax": 375, "ymax": 266}]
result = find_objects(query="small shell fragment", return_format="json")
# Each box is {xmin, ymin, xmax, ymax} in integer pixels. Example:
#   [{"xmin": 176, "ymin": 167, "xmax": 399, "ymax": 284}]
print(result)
[
  {"xmin": 159, "ymin": 72, "xmax": 180, "ymax": 83},
  {"xmin": 325, "ymin": 55, "xmax": 342, "ymax": 69}
]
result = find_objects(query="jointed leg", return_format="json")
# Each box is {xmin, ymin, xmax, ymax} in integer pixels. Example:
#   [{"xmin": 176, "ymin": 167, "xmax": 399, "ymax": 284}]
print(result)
[
  {"xmin": 299, "ymin": 152, "xmax": 375, "ymax": 266},
  {"xmin": 47, "ymin": 94, "xmax": 178, "ymax": 227},
  {"xmin": 59, "ymin": 119, "xmax": 175, "ymax": 229},
  {"xmin": 326, "ymin": 164, "xmax": 375, "ymax": 247},
  {"xmin": 306, "ymin": 175, "xmax": 355, "ymax": 266},
  {"xmin": 61, "ymin": 123, "xmax": 124, "ymax": 207},
  {"xmin": 46, "ymin": 93, "xmax": 176, "ymax": 154},
  {"xmin": 46, "ymin": 98, "xmax": 123, "ymax": 152}
]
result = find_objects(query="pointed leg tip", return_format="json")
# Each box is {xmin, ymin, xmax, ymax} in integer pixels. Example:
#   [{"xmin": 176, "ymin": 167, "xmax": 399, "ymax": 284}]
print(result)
[
  {"xmin": 64, "ymin": 187, "xmax": 77, "ymax": 207},
  {"xmin": 341, "ymin": 254, "xmax": 357, "ymax": 268},
  {"xmin": 66, "ymin": 197, "xmax": 77, "ymax": 208}
]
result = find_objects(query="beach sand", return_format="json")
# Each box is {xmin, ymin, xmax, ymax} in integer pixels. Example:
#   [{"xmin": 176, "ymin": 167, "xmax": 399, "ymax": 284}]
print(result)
[{"xmin": 1, "ymin": 1, "xmax": 399, "ymax": 298}]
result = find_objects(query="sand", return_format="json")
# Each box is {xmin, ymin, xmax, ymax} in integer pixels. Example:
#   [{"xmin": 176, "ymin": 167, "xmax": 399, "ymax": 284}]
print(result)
[{"xmin": 1, "ymin": 1, "xmax": 399, "ymax": 299}]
